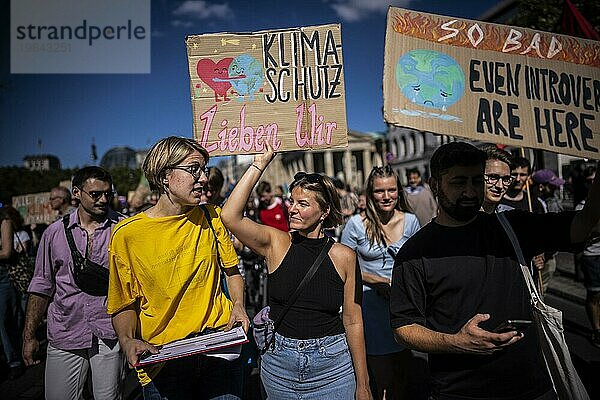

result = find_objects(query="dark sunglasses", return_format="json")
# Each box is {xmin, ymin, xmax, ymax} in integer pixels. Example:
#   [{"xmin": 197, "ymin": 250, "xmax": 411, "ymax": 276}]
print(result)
[
  {"xmin": 373, "ymin": 165, "xmax": 394, "ymax": 175},
  {"xmin": 291, "ymin": 172, "xmax": 333, "ymax": 209},
  {"xmin": 80, "ymin": 189, "xmax": 114, "ymax": 201},
  {"xmin": 293, "ymin": 172, "xmax": 325, "ymax": 184}
]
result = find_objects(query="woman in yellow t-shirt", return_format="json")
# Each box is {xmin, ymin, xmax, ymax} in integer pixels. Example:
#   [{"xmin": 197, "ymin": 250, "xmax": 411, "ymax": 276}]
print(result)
[{"xmin": 107, "ymin": 136, "xmax": 249, "ymax": 399}]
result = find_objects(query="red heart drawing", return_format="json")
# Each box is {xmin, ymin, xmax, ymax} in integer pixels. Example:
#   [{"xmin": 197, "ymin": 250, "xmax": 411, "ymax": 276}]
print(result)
[{"xmin": 197, "ymin": 58, "xmax": 233, "ymax": 101}]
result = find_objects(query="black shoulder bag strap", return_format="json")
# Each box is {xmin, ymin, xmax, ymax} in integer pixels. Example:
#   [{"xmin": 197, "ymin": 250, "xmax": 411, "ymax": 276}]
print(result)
[
  {"xmin": 266, "ymin": 237, "xmax": 334, "ymax": 351},
  {"xmin": 496, "ymin": 212, "xmax": 541, "ymax": 302},
  {"xmin": 62, "ymin": 215, "xmax": 85, "ymax": 265},
  {"xmin": 200, "ymin": 204, "xmax": 223, "ymax": 267}
]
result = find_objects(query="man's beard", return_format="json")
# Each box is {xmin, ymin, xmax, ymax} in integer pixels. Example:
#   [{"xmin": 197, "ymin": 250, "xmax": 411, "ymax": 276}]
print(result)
[{"xmin": 437, "ymin": 190, "xmax": 481, "ymax": 222}]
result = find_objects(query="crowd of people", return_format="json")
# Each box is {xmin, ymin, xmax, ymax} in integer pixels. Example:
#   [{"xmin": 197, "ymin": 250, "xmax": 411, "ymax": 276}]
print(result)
[{"xmin": 0, "ymin": 136, "xmax": 598, "ymax": 400}]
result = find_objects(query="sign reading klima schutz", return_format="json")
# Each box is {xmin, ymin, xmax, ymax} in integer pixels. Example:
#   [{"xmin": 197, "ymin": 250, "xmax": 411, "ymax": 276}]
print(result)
[{"xmin": 186, "ymin": 24, "xmax": 348, "ymax": 156}]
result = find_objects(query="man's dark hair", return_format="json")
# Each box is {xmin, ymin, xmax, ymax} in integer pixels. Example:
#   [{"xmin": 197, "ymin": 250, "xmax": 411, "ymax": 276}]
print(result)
[
  {"xmin": 430, "ymin": 142, "xmax": 486, "ymax": 180},
  {"xmin": 207, "ymin": 166, "xmax": 224, "ymax": 193},
  {"xmin": 480, "ymin": 144, "xmax": 513, "ymax": 168},
  {"xmin": 583, "ymin": 165, "xmax": 596, "ymax": 179},
  {"xmin": 405, "ymin": 168, "xmax": 421, "ymax": 179},
  {"xmin": 512, "ymin": 156, "xmax": 531, "ymax": 174},
  {"xmin": 72, "ymin": 166, "xmax": 113, "ymax": 189},
  {"xmin": 255, "ymin": 181, "xmax": 272, "ymax": 196}
]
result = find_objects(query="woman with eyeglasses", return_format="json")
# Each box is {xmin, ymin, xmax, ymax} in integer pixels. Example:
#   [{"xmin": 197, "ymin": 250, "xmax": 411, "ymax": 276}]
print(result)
[
  {"xmin": 221, "ymin": 143, "xmax": 372, "ymax": 400},
  {"xmin": 107, "ymin": 136, "xmax": 250, "ymax": 399},
  {"xmin": 340, "ymin": 165, "xmax": 420, "ymax": 399}
]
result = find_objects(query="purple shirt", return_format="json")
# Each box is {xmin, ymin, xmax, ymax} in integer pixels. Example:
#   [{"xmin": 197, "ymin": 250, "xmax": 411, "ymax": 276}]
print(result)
[{"xmin": 28, "ymin": 209, "xmax": 123, "ymax": 350}]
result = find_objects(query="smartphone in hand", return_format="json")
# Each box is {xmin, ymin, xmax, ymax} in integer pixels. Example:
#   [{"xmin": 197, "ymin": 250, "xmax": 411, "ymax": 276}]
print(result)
[{"xmin": 494, "ymin": 319, "xmax": 532, "ymax": 333}]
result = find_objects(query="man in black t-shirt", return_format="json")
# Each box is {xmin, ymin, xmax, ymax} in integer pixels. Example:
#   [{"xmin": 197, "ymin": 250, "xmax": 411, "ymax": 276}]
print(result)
[{"xmin": 390, "ymin": 142, "xmax": 600, "ymax": 400}]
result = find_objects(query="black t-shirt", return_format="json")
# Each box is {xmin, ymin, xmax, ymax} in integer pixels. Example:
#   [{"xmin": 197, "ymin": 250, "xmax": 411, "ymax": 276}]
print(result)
[
  {"xmin": 391, "ymin": 210, "xmax": 575, "ymax": 400},
  {"xmin": 499, "ymin": 190, "xmax": 542, "ymax": 213}
]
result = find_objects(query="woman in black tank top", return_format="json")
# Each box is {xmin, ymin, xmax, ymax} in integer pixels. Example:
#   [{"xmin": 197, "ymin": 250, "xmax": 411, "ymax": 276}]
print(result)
[{"xmin": 222, "ymin": 143, "xmax": 372, "ymax": 400}]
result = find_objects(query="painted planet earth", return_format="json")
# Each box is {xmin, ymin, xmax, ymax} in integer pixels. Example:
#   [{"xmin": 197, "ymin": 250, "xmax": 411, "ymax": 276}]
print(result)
[
  {"xmin": 229, "ymin": 54, "xmax": 263, "ymax": 100},
  {"xmin": 396, "ymin": 49, "xmax": 465, "ymax": 111}
]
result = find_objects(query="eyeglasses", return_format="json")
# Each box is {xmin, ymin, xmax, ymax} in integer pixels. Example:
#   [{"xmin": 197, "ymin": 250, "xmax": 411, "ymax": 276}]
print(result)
[
  {"xmin": 170, "ymin": 164, "xmax": 209, "ymax": 180},
  {"xmin": 79, "ymin": 189, "xmax": 114, "ymax": 201},
  {"xmin": 484, "ymin": 174, "xmax": 514, "ymax": 187}
]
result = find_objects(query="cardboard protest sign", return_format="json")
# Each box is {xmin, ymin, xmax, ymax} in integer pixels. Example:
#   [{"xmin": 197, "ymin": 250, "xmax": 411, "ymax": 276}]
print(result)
[
  {"xmin": 12, "ymin": 192, "xmax": 57, "ymax": 225},
  {"xmin": 383, "ymin": 7, "xmax": 600, "ymax": 159},
  {"xmin": 186, "ymin": 24, "xmax": 348, "ymax": 156}
]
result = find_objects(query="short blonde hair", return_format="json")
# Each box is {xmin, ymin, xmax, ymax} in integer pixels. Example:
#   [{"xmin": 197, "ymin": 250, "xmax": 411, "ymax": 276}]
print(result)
[
  {"xmin": 143, "ymin": 136, "xmax": 209, "ymax": 193},
  {"xmin": 290, "ymin": 172, "xmax": 343, "ymax": 228}
]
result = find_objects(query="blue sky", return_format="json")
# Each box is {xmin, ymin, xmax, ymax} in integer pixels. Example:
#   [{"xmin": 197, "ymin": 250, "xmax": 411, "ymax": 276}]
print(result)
[{"xmin": 0, "ymin": 0, "xmax": 504, "ymax": 168}]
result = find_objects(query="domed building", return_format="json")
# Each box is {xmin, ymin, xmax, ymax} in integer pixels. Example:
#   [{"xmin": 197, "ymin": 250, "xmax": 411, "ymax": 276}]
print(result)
[{"xmin": 100, "ymin": 147, "xmax": 138, "ymax": 169}]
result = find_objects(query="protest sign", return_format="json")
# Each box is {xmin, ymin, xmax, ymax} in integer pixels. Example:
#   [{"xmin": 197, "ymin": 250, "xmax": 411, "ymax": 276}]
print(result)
[
  {"xmin": 383, "ymin": 7, "xmax": 600, "ymax": 159},
  {"xmin": 12, "ymin": 192, "xmax": 57, "ymax": 225},
  {"xmin": 186, "ymin": 24, "xmax": 348, "ymax": 156}
]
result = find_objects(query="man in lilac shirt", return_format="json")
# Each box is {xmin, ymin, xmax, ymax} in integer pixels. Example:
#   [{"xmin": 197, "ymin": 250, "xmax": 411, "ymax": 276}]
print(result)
[{"xmin": 22, "ymin": 167, "xmax": 125, "ymax": 400}]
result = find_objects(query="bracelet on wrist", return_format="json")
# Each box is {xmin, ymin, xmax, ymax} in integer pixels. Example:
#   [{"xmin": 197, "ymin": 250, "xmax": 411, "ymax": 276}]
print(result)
[{"xmin": 251, "ymin": 164, "xmax": 263, "ymax": 173}]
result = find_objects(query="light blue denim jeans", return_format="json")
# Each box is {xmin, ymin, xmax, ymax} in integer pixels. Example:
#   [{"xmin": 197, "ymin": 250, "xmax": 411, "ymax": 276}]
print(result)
[{"xmin": 260, "ymin": 332, "xmax": 356, "ymax": 399}]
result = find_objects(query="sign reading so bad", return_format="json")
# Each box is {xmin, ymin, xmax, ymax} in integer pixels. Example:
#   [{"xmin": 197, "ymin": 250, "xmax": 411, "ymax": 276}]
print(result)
[
  {"xmin": 383, "ymin": 7, "xmax": 600, "ymax": 159},
  {"xmin": 186, "ymin": 24, "xmax": 348, "ymax": 155}
]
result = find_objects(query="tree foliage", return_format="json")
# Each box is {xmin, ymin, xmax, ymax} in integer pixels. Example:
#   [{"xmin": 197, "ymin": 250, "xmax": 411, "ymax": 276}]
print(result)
[
  {"xmin": 0, "ymin": 167, "xmax": 74, "ymax": 205},
  {"xmin": 0, "ymin": 166, "xmax": 142, "ymax": 204},
  {"xmin": 106, "ymin": 166, "xmax": 142, "ymax": 196},
  {"xmin": 509, "ymin": 0, "xmax": 600, "ymax": 35}
]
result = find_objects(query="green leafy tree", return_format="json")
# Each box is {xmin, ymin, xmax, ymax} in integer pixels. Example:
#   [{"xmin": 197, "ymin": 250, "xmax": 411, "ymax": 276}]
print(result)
[
  {"xmin": 509, "ymin": 0, "xmax": 600, "ymax": 35},
  {"xmin": 0, "ymin": 166, "xmax": 142, "ymax": 204},
  {"xmin": 107, "ymin": 166, "xmax": 142, "ymax": 196},
  {"xmin": 0, "ymin": 167, "xmax": 75, "ymax": 204}
]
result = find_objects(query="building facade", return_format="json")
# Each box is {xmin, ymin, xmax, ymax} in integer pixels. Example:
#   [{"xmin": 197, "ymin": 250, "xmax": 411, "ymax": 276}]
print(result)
[
  {"xmin": 218, "ymin": 129, "xmax": 387, "ymax": 191},
  {"xmin": 23, "ymin": 155, "xmax": 61, "ymax": 171}
]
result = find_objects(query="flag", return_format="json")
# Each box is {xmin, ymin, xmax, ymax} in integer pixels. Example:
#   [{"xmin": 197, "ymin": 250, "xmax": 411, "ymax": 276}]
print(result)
[{"xmin": 560, "ymin": 0, "xmax": 600, "ymax": 40}]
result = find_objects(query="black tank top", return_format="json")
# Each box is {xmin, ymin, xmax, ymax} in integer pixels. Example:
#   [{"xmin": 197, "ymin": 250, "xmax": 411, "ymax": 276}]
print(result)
[{"xmin": 268, "ymin": 232, "xmax": 345, "ymax": 339}]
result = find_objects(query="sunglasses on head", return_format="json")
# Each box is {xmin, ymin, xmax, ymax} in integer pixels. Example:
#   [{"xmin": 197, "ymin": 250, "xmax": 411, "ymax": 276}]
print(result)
[
  {"xmin": 293, "ymin": 172, "xmax": 325, "ymax": 184},
  {"xmin": 373, "ymin": 165, "xmax": 394, "ymax": 174}
]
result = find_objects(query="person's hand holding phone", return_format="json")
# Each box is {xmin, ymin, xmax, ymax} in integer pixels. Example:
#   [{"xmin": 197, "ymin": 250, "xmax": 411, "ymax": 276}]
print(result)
[{"xmin": 449, "ymin": 314, "xmax": 524, "ymax": 355}]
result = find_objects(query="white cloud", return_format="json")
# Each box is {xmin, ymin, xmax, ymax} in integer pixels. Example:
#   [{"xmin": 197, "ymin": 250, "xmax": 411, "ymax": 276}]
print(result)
[
  {"xmin": 171, "ymin": 20, "xmax": 194, "ymax": 28},
  {"xmin": 172, "ymin": 1, "xmax": 232, "ymax": 20},
  {"xmin": 327, "ymin": 0, "xmax": 413, "ymax": 22}
]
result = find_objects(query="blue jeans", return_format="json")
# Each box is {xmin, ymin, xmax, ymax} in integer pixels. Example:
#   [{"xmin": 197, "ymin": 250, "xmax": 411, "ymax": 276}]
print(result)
[
  {"xmin": 142, "ymin": 353, "xmax": 243, "ymax": 400},
  {"xmin": 261, "ymin": 332, "xmax": 356, "ymax": 399},
  {"xmin": 0, "ymin": 266, "xmax": 21, "ymax": 366}
]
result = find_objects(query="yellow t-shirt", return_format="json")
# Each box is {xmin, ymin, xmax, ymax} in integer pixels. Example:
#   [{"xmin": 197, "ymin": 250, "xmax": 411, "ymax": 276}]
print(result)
[{"xmin": 107, "ymin": 205, "xmax": 239, "ymax": 384}]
